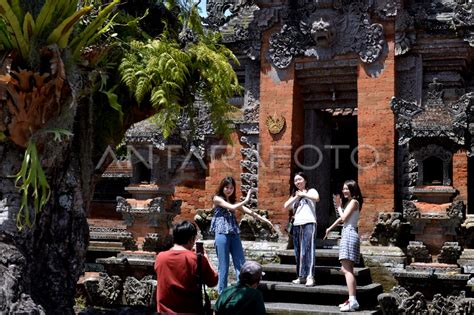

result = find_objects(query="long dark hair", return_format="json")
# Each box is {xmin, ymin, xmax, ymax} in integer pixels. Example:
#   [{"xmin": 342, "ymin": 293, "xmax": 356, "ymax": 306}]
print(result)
[
  {"xmin": 215, "ymin": 176, "xmax": 236, "ymax": 204},
  {"xmin": 290, "ymin": 171, "xmax": 309, "ymax": 197},
  {"xmin": 342, "ymin": 179, "xmax": 363, "ymax": 211}
]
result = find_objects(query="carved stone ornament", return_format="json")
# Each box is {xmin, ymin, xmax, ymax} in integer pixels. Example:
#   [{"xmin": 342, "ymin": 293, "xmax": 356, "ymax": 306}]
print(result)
[
  {"xmin": 369, "ymin": 212, "xmax": 409, "ymax": 246},
  {"xmin": 391, "ymin": 80, "xmax": 474, "ymax": 146},
  {"xmin": 123, "ymin": 276, "xmax": 156, "ymax": 306},
  {"xmin": 407, "ymin": 1, "xmax": 474, "ymax": 47},
  {"xmin": 268, "ymin": 1, "xmax": 386, "ymax": 69},
  {"xmin": 446, "ymin": 200, "xmax": 465, "ymax": 220},
  {"xmin": 378, "ymin": 285, "xmax": 473, "ymax": 315},
  {"xmin": 83, "ymin": 273, "xmax": 122, "ymax": 306},
  {"xmin": 403, "ymin": 200, "xmax": 420, "ymax": 219},
  {"xmin": 265, "ymin": 114, "xmax": 285, "ymax": 135},
  {"xmin": 407, "ymin": 241, "xmax": 431, "ymax": 263},
  {"xmin": 395, "ymin": 10, "xmax": 416, "ymax": 56},
  {"xmin": 437, "ymin": 242, "xmax": 462, "ymax": 265}
]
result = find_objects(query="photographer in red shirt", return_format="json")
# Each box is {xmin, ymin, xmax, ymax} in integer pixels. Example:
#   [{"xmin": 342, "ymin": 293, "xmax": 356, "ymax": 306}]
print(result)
[{"xmin": 154, "ymin": 220, "xmax": 218, "ymax": 313}]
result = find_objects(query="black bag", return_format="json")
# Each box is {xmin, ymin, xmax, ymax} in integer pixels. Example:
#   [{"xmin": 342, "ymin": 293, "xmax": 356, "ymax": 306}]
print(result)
[
  {"xmin": 286, "ymin": 216, "xmax": 295, "ymax": 235},
  {"xmin": 197, "ymin": 253, "xmax": 213, "ymax": 315}
]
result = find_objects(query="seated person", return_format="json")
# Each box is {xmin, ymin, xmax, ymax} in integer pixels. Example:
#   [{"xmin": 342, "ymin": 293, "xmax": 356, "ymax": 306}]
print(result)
[
  {"xmin": 214, "ymin": 261, "xmax": 266, "ymax": 315},
  {"xmin": 154, "ymin": 220, "xmax": 218, "ymax": 313}
]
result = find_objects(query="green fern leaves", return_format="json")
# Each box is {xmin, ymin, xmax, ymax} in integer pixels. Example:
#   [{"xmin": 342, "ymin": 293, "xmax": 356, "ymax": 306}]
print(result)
[{"xmin": 119, "ymin": 32, "xmax": 240, "ymax": 139}]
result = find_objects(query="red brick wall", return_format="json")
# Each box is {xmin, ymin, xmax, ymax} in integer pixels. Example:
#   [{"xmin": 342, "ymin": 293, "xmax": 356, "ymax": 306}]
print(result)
[
  {"xmin": 174, "ymin": 132, "xmax": 244, "ymax": 222},
  {"xmin": 357, "ymin": 33, "xmax": 396, "ymax": 238},
  {"xmin": 453, "ymin": 150, "xmax": 468, "ymax": 202},
  {"xmin": 257, "ymin": 26, "xmax": 304, "ymax": 228}
]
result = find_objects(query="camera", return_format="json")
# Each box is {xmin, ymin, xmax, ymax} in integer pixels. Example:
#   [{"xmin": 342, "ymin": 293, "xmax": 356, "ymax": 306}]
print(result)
[{"xmin": 195, "ymin": 241, "xmax": 204, "ymax": 254}]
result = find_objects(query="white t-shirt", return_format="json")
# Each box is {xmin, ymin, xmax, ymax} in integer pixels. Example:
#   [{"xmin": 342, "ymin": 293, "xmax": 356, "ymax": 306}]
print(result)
[
  {"xmin": 343, "ymin": 199, "xmax": 360, "ymax": 229},
  {"xmin": 292, "ymin": 188, "xmax": 317, "ymax": 226}
]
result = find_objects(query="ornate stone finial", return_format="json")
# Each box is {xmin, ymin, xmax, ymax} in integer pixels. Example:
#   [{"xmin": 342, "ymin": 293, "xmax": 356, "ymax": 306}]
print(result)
[
  {"xmin": 407, "ymin": 241, "xmax": 431, "ymax": 263},
  {"xmin": 437, "ymin": 242, "xmax": 462, "ymax": 264},
  {"xmin": 403, "ymin": 200, "xmax": 420, "ymax": 219},
  {"xmin": 265, "ymin": 114, "xmax": 285, "ymax": 135}
]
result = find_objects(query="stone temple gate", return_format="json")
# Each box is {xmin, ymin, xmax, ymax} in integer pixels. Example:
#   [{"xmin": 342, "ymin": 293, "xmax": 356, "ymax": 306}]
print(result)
[{"xmin": 93, "ymin": 0, "xmax": 474, "ymax": 242}]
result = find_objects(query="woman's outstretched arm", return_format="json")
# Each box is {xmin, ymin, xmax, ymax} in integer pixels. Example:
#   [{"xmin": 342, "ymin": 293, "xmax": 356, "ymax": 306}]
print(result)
[
  {"xmin": 240, "ymin": 205, "xmax": 274, "ymax": 229},
  {"xmin": 212, "ymin": 189, "xmax": 254, "ymax": 213}
]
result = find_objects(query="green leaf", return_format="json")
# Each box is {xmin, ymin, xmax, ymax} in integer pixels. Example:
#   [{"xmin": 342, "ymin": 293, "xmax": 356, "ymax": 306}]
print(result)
[
  {"xmin": 101, "ymin": 85, "xmax": 124, "ymax": 122},
  {"xmin": 11, "ymin": 140, "xmax": 51, "ymax": 230},
  {"xmin": 47, "ymin": 6, "xmax": 92, "ymax": 48},
  {"xmin": 0, "ymin": 0, "xmax": 29, "ymax": 59},
  {"xmin": 70, "ymin": 0, "xmax": 120, "ymax": 59}
]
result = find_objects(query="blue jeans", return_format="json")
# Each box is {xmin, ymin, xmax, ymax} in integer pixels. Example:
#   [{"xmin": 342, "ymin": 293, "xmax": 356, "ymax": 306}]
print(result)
[
  {"xmin": 292, "ymin": 223, "xmax": 316, "ymax": 279},
  {"xmin": 215, "ymin": 233, "xmax": 245, "ymax": 293}
]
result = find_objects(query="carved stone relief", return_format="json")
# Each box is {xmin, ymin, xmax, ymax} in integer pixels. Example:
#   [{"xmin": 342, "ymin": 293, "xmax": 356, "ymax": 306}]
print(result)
[
  {"xmin": 369, "ymin": 212, "xmax": 409, "ymax": 246},
  {"xmin": 83, "ymin": 274, "xmax": 122, "ymax": 306},
  {"xmin": 407, "ymin": 241, "xmax": 431, "ymax": 263},
  {"xmin": 437, "ymin": 242, "xmax": 462, "ymax": 264},
  {"xmin": 268, "ymin": 2, "xmax": 387, "ymax": 69},
  {"xmin": 395, "ymin": 10, "xmax": 416, "ymax": 55},
  {"xmin": 407, "ymin": 1, "xmax": 474, "ymax": 46},
  {"xmin": 403, "ymin": 200, "xmax": 421, "ymax": 219},
  {"xmin": 391, "ymin": 80, "xmax": 473, "ymax": 146},
  {"xmin": 123, "ymin": 276, "xmax": 156, "ymax": 306},
  {"xmin": 398, "ymin": 144, "xmax": 417, "ymax": 200},
  {"xmin": 378, "ymin": 285, "xmax": 473, "ymax": 315},
  {"xmin": 396, "ymin": 55, "xmax": 423, "ymax": 105}
]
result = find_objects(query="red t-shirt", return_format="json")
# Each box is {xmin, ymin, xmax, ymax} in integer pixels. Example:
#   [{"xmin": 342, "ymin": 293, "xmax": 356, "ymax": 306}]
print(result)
[{"xmin": 154, "ymin": 249, "xmax": 218, "ymax": 314}]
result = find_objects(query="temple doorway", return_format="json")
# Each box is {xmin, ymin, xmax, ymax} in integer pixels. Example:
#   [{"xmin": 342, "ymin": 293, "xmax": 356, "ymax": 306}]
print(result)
[
  {"xmin": 304, "ymin": 109, "xmax": 358, "ymax": 236},
  {"xmin": 297, "ymin": 59, "xmax": 359, "ymax": 236}
]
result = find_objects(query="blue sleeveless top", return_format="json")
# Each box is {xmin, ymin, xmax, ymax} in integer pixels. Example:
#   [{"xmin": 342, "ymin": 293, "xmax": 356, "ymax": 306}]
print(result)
[{"xmin": 210, "ymin": 206, "xmax": 240, "ymax": 234}]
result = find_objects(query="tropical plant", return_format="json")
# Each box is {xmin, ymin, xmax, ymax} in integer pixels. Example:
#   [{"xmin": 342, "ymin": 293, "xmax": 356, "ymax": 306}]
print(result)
[
  {"xmin": 119, "ymin": 0, "xmax": 241, "ymax": 139},
  {"xmin": 0, "ymin": 0, "xmax": 120, "ymax": 66},
  {"xmin": 0, "ymin": 0, "xmax": 120, "ymax": 229}
]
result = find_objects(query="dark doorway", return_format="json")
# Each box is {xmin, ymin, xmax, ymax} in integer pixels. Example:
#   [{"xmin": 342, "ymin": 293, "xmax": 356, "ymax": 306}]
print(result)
[
  {"xmin": 304, "ymin": 110, "xmax": 358, "ymax": 237},
  {"xmin": 422, "ymin": 156, "xmax": 444, "ymax": 185},
  {"xmin": 330, "ymin": 115, "xmax": 358, "ymax": 196}
]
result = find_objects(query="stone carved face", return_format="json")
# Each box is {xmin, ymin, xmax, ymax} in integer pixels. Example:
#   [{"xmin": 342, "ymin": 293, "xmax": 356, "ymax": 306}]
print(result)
[{"xmin": 310, "ymin": 17, "xmax": 336, "ymax": 48}]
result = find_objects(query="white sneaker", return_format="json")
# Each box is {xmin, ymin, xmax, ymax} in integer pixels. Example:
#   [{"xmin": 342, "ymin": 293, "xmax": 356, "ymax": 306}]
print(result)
[
  {"xmin": 340, "ymin": 301, "xmax": 360, "ymax": 312},
  {"xmin": 338, "ymin": 300, "xmax": 349, "ymax": 308},
  {"xmin": 291, "ymin": 278, "xmax": 301, "ymax": 284},
  {"xmin": 305, "ymin": 276, "xmax": 314, "ymax": 287}
]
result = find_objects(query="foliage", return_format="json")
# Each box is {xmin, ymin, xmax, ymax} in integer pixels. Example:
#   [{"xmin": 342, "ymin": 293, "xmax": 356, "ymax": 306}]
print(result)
[
  {"xmin": 11, "ymin": 129, "xmax": 73, "ymax": 230},
  {"xmin": 0, "ymin": 0, "xmax": 120, "ymax": 68},
  {"xmin": 12, "ymin": 140, "xmax": 51, "ymax": 230},
  {"xmin": 119, "ymin": 1, "xmax": 241, "ymax": 139}
]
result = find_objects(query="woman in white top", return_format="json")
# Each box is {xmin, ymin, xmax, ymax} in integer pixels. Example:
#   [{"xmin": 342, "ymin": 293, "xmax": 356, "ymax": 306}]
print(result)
[
  {"xmin": 324, "ymin": 179, "xmax": 363, "ymax": 312},
  {"xmin": 284, "ymin": 172, "xmax": 320, "ymax": 287}
]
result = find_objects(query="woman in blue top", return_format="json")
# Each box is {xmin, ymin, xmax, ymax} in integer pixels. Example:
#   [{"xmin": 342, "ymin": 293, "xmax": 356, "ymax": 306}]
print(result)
[{"xmin": 211, "ymin": 176, "xmax": 273, "ymax": 293}]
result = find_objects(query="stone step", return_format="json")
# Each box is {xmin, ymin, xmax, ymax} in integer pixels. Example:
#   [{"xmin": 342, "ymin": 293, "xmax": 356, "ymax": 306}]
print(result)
[
  {"xmin": 265, "ymin": 302, "xmax": 380, "ymax": 314},
  {"xmin": 259, "ymin": 281, "xmax": 383, "ymax": 308},
  {"xmin": 277, "ymin": 249, "xmax": 365, "ymax": 267},
  {"xmin": 262, "ymin": 263, "xmax": 372, "ymax": 285}
]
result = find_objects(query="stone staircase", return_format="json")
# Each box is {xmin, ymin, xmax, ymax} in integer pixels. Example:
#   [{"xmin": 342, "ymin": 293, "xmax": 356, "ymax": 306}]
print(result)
[{"xmin": 259, "ymin": 249, "xmax": 383, "ymax": 314}]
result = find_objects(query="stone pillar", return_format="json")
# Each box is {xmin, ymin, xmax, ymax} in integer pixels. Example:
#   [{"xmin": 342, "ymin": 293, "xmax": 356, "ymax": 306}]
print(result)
[
  {"xmin": 357, "ymin": 34, "xmax": 396, "ymax": 238},
  {"xmin": 258, "ymin": 26, "xmax": 304, "ymax": 227}
]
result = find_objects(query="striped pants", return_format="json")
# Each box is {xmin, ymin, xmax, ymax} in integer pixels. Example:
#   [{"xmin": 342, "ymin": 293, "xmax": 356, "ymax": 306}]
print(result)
[{"xmin": 292, "ymin": 223, "xmax": 316, "ymax": 279}]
